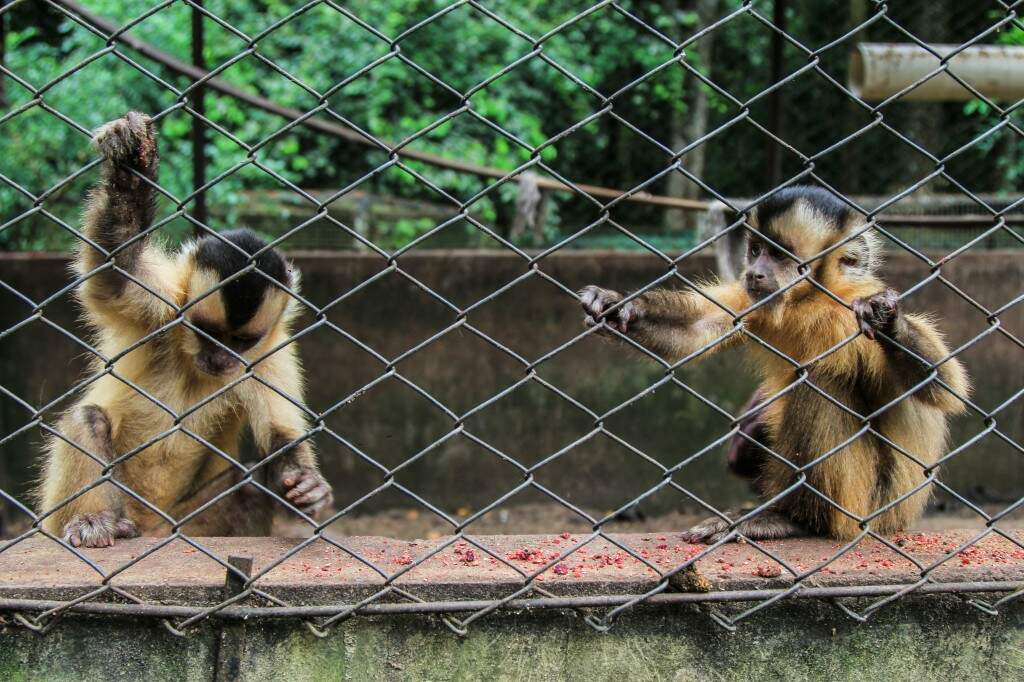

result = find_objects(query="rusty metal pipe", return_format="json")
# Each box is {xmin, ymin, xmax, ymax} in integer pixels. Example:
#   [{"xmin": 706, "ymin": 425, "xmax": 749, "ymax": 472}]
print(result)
[{"xmin": 2, "ymin": 580, "xmax": 1021, "ymax": 622}]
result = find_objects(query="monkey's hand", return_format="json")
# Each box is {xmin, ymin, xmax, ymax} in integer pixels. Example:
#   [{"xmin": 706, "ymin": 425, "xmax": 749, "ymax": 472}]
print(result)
[
  {"xmin": 579, "ymin": 285, "xmax": 642, "ymax": 334},
  {"xmin": 853, "ymin": 288, "xmax": 900, "ymax": 341},
  {"xmin": 278, "ymin": 467, "xmax": 333, "ymax": 518},
  {"xmin": 63, "ymin": 512, "xmax": 139, "ymax": 548},
  {"xmin": 93, "ymin": 111, "xmax": 158, "ymax": 181}
]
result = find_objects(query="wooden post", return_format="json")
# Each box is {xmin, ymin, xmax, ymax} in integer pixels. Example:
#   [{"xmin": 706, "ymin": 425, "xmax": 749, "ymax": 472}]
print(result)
[
  {"xmin": 511, "ymin": 172, "xmax": 544, "ymax": 245},
  {"xmin": 353, "ymin": 193, "xmax": 372, "ymax": 251}
]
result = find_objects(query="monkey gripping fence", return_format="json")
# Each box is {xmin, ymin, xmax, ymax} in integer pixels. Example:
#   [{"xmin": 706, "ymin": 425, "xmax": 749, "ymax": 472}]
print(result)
[{"xmin": 0, "ymin": 0, "xmax": 1023, "ymax": 637}]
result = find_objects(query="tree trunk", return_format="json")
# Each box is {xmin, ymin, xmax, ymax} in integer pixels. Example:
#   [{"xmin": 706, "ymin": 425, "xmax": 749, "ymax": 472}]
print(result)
[
  {"xmin": 898, "ymin": 0, "xmax": 948, "ymax": 194},
  {"xmin": 664, "ymin": 0, "xmax": 721, "ymax": 231}
]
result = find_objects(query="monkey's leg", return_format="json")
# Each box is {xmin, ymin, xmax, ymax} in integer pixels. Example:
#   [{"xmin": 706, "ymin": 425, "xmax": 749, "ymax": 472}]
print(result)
[
  {"xmin": 174, "ymin": 465, "xmax": 273, "ymax": 537},
  {"xmin": 681, "ymin": 509, "xmax": 807, "ymax": 544},
  {"xmin": 39, "ymin": 405, "xmax": 139, "ymax": 547},
  {"xmin": 726, "ymin": 390, "xmax": 769, "ymax": 480},
  {"xmin": 870, "ymin": 406, "xmax": 947, "ymax": 535}
]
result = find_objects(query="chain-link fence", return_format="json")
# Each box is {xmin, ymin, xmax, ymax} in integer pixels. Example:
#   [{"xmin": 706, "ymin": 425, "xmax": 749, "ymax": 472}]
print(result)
[{"xmin": 1, "ymin": 0, "xmax": 1023, "ymax": 638}]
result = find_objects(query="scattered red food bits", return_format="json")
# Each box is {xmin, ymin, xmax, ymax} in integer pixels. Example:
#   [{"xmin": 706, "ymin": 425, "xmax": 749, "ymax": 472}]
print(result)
[
  {"xmin": 461, "ymin": 549, "xmax": 477, "ymax": 563},
  {"xmin": 655, "ymin": 544, "xmax": 668, "ymax": 550},
  {"xmin": 560, "ymin": 532, "xmax": 571, "ymax": 540},
  {"xmin": 507, "ymin": 547, "xmax": 549, "ymax": 565},
  {"xmin": 553, "ymin": 563, "xmax": 569, "ymax": 575},
  {"xmin": 394, "ymin": 554, "xmax": 413, "ymax": 566},
  {"xmin": 754, "ymin": 563, "xmax": 782, "ymax": 578}
]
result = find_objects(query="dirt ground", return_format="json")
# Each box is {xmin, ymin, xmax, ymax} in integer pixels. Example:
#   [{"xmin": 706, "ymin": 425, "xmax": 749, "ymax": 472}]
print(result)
[
  {"xmin": 4, "ymin": 502, "xmax": 1019, "ymax": 542},
  {"xmin": 279, "ymin": 502, "xmax": 1024, "ymax": 541}
]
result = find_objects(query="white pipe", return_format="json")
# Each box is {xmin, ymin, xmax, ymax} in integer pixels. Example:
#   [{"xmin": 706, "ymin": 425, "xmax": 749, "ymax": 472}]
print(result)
[{"xmin": 849, "ymin": 43, "xmax": 1024, "ymax": 102}]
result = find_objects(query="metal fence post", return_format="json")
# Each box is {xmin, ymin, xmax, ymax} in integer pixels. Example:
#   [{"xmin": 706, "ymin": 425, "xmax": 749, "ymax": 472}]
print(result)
[{"xmin": 213, "ymin": 556, "xmax": 253, "ymax": 682}]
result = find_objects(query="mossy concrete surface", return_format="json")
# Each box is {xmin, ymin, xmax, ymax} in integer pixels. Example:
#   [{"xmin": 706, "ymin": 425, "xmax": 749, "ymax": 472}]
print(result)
[{"xmin": 2, "ymin": 597, "xmax": 1022, "ymax": 681}]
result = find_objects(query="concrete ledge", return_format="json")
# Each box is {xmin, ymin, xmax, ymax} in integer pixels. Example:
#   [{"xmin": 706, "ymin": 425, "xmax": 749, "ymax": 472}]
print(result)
[
  {"xmin": 2, "ymin": 531, "xmax": 1023, "ymax": 680},
  {"xmin": 2, "ymin": 531, "xmax": 1023, "ymax": 607}
]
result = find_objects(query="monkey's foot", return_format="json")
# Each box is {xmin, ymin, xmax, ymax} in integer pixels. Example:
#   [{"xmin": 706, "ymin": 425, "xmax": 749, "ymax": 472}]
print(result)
[
  {"xmin": 853, "ymin": 288, "xmax": 899, "ymax": 341},
  {"xmin": 579, "ymin": 285, "xmax": 640, "ymax": 334},
  {"xmin": 63, "ymin": 512, "xmax": 139, "ymax": 548},
  {"xmin": 279, "ymin": 467, "xmax": 334, "ymax": 517},
  {"xmin": 681, "ymin": 510, "xmax": 806, "ymax": 544},
  {"xmin": 92, "ymin": 111, "xmax": 157, "ymax": 174}
]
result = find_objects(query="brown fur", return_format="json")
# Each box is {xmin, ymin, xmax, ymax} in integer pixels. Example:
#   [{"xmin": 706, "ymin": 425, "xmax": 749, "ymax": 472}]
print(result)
[
  {"xmin": 36, "ymin": 113, "xmax": 331, "ymax": 547},
  {"xmin": 581, "ymin": 188, "xmax": 969, "ymax": 542}
]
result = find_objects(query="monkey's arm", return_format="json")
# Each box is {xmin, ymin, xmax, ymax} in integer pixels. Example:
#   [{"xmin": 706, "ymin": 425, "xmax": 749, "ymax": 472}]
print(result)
[
  {"xmin": 855, "ymin": 290, "xmax": 969, "ymax": 413},
  {"xmin": 244, "ymin": 346, "xmax": 333, "ymax": 517},
  {"xmin": 579, "ymin": 281, "xmax": 749, "ymax": 362},
  {"xmin": 77, "ymin": 112, "xmax": 176, "ymax": 331}
]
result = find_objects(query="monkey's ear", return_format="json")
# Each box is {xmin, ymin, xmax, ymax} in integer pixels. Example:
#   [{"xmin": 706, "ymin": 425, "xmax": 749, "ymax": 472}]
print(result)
[
  {"xmin": 839, "ymin": 231, "xmax": 880, "ymax": 278},
  {"xmin": 286, "ymin": 264, "xmax": 301, "ymax": 292}
]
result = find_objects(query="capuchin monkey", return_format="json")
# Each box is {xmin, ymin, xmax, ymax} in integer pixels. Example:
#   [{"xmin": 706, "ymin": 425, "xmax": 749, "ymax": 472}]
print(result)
[
  {"xmin": 580, "ymin": 185, "xmax": 969, "ymax": 543},
  {"xmin": 36, "ymin": 112, "xmax": 332, "ymax": 547}
]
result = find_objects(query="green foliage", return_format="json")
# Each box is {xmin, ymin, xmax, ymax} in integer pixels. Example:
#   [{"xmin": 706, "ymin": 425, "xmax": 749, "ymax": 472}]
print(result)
[
  {"xmin": 1, "ymin": 0, "xmax": 1018, "ymax": 252},
  {"xmin": 0, "ymin": 0, "xmax": 700, "ymax": 251},
  {"xmin": 958, "ymin": 17, "xmax": 1024, "ymax": 191}
]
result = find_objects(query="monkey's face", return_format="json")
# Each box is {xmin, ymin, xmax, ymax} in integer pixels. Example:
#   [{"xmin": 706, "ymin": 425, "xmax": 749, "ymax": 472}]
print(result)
[
  {"xmin": 182, "ymin": 231, "xmax": 292, "ymax": 379},
  {"xmin": 745, "ymin": 188, "xmax": 856, "ymax": 304},
  {"xmin": 183, "ymin": 287, "xmax": 287, "ymax": 378},
  {"xmin": 743, "ymin": 234, "xmax": 799, "ymax": 303},
  {"xmin": 187, "ymin": 319, "xmax": 264, "ymax": 376}
]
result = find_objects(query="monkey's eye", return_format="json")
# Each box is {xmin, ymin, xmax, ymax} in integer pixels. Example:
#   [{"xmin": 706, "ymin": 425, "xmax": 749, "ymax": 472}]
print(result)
[
  {"xmin": 193, "ymin": 322, "xmax": 220, "ymax": 339},
  {"xmin": 749, "ymin": 242, "xmax": 763, "ymax": 257},
  {"xmin": 840, "ymin": 255, "xmax": 859, "ymax": 267},
  {"xmin": 232, "ymin": 334, "xmax": 260, "ymax": 346}
]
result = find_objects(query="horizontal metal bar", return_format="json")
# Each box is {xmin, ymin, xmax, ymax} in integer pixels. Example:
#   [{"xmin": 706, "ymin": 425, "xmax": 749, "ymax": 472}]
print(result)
[{"xmin": 2, "ymin": 581, "xmax": 1020, "ymax": 622}]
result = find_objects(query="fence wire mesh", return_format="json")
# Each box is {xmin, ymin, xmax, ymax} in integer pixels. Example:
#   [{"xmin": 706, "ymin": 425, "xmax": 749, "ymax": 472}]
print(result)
[{"xmin": 0, "ymin": 0, "xmax": 1023, "ymax": 637}]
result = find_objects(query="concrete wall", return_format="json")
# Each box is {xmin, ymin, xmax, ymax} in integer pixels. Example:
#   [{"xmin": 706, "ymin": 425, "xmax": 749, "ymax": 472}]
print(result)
[
  {"xmin": 1, "ymin": 597, "xmax": 1022, "ymax": 681},
  {"xmin": 1, "ymin": 251, "xmax": 1021, "ymax": 527}
]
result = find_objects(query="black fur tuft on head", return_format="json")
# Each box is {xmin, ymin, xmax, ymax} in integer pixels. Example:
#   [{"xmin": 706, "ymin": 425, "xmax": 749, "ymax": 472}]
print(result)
[
  {"xmin": 195, "ymin": 229, "xmax": 289, "ymax": 328},
  {"xmin": 755, "ymin": 185, "xmax": 849, "ymax": 232}
]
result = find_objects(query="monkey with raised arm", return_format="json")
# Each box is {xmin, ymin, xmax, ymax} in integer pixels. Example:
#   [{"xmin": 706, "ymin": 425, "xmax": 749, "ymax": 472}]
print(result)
[
  {"xmin": 36, "ymin": 112, "xmax": 332, "ymax": 547},
  {"xmin": 580, "ymin": 185, "xmax": 969, "ymax": 542}
]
